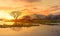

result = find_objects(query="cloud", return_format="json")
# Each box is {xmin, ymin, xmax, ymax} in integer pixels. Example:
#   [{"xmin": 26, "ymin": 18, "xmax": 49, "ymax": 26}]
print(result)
[
  {"xmin": 26, "ymin": 0, "xmax": 41, "ymax": 2},
  {"xmin": 21, "ymin": 0, "xmax": 41, "ymax": 2}
]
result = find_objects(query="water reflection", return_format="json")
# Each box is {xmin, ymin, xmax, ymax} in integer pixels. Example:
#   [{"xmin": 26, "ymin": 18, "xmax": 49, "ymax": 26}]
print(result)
[
  {"xmin": 11, "ymin": 26, "xmax": 40, "ymax": 31},
  {"xmin": 11, "ymin": 27, "xmax": 22, "ymax": 31},
  {"xmin": 0, "ymin": 25, "xmax": 60, "ymax": 36},
  {"xmin": 0, "ymin": 21, "xmax": 60, "ymax": 36}
]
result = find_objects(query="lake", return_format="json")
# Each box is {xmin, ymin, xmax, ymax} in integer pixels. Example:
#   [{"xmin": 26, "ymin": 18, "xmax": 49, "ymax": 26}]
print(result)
[{"xmin": 0, "ymin": 24, "xmax": 60, "ymax": 36}]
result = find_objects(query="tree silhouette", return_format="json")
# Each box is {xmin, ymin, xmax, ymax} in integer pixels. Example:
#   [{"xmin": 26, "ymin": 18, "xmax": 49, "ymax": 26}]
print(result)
[
  {"xmin": 10, "ymin": 11, "xmax": 21, "ymax": 20},
  {"xmin": 10, "ymin": 11, "xmax": 21, "ymax": 25}
]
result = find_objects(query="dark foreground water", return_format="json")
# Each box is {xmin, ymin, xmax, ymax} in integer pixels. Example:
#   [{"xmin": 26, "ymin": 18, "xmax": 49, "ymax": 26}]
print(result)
[{"xmin": 0, "ymin": 25, "xmax": 60, "ymax": 36}]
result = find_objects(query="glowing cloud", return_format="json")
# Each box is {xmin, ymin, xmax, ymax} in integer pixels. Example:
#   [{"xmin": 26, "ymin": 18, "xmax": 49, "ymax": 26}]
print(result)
[
  {"xmin": 0, "ymin": 11, "xmax": 14, "ymax": 19},
  {"xmin": 20, "ymin": 0, "xmax": 41, "ymax": 2},
  {"xmin": 0, "ymin": 0, "xmax": 59, "ymax": 16}
]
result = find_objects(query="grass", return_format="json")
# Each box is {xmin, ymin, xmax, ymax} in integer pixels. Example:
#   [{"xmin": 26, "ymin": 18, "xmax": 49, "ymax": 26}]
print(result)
[
  {"xmin": 34, "ymin": 20, "xmax": 60, "ymax": 23},
  {"xmin": 30, "ymin": 20, "xmax": 60, "ymax": 25}
]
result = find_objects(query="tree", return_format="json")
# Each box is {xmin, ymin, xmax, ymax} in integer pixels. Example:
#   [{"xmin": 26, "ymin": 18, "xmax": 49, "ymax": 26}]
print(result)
[
  {"xmin": 10, "ymin": 11, "xmax": 21, "ymax": 25},
  {"xmin": 10, "ymin": 11, "xmax": 21, "ymax": 20}
]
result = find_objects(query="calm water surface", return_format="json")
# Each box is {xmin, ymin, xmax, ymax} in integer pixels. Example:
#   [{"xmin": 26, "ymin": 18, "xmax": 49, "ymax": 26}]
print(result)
[{"xmin": 0, "ymin": 25, "xmax": 60, "ymax": 36}]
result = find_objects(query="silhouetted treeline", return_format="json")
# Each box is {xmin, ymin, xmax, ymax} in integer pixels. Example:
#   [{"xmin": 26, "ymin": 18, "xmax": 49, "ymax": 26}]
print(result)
[{"xmin": 21, "ymin": 14, "xmax": 60, "ymax": 20}]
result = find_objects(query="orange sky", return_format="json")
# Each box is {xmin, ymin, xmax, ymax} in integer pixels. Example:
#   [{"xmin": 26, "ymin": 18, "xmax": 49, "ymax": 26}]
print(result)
[{"xmin": 0, "ymin": 0, "xmax": 60, "ymax": 19}]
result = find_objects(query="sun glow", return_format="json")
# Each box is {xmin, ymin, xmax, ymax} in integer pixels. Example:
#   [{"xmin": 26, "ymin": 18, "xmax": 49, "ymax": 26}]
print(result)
[{"xmin": 0, "ymin": 11, "xmax": 14, "ymax": 20}]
